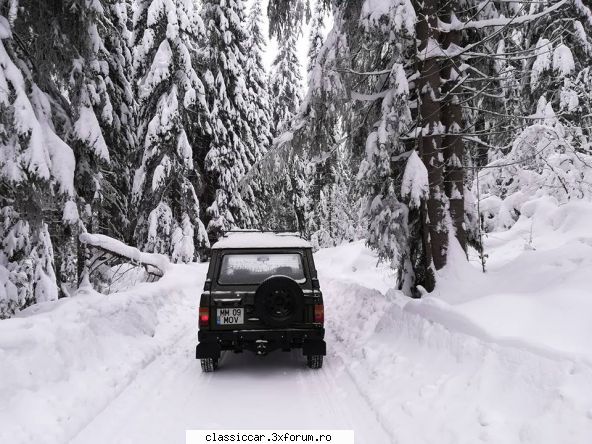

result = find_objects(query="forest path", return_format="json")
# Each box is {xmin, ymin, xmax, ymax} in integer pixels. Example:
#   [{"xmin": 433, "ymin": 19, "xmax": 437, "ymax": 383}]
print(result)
[
  {"xmin": 69, "ymin": 270, "xmax": 392, "ymax": 444},
  {"xmin": 67, "ymin": 240, "xmax": 592, "ymax": 444}
]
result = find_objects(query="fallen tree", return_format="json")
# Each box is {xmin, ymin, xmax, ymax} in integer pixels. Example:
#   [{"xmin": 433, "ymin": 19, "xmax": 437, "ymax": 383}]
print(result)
[{"xmin": 78, "ymin": 233, "xmax": 170, "ymax": 293}]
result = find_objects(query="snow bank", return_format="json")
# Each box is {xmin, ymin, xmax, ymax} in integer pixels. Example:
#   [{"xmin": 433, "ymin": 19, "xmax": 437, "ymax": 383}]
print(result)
[
  {"xmin": 430, "ymin": 197, "xmax": 592, "ymax": 363},
  {"xmin": 319, "ymin": 240, "xmax": 592, "ymax": 443},
  {"xmin": 314, "ymin": 240, "xmax": 395, "ymax": 294},
  {"xmin": 325, "ymin": 278, "xmax": 592, "ymax": 443},
  {"xmin": 3, "ymin": 223, "xmax": 592, "ymax": 443},
  {"xmin": 0, "ymin": 262, "xmax": 207, "ymax": 444}
]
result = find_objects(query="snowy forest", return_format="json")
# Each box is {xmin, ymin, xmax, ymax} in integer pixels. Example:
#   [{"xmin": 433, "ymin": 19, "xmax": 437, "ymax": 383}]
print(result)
[{"xmin": 1, "ymin": 0, "xmax": 592, "ymax": 318}]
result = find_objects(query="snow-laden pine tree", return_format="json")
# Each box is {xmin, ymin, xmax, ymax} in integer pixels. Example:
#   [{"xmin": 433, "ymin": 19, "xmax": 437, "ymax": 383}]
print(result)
[
  {"xmin": 3, "ymin": 1, "xmax": 82, "ymax": 295},
  {"xmin": 244, "ymin": 0, "xmax": 272, "ymax": 156},
  {"xmin": 272, "ymin": 1, "xmax": 437, "ymax": 292},
  {"xmin": 0, "ymin": 0, "xmax": 139, "ymax": 300},
  {"xmin": 307, "ymin": 0, "xmax": 325, "ymax": 75},
  {"xmin": 103, "ymin": 1, "xmax": 137, "ymax": 244},
  {"xmin": 304, "ymin": 2, "xmax": 368, "ymax": 248},
  {"xmin": 267, "ymin": 0, "xmax": 311, "ymax": 40},
  {"xmin": 62, "ymin": 0, "xmax": 134, "ymax": 291},
  {"xmin": 132, "ymin": 0, "xmax": 209, "ymax": 262},
  {"xmin": 442, "ymin": 0, "xmax": 592, "ymax": 234},
  {"xmin": 0, "ymin": 14, "xmax": 76, "ymax": 317},
  {"xmin": 357, "ymin": 59, "xmax": 420, "ymax": 292},
  {"xmin": 269, "ymin": 32, "xmax": 303, "ymax": 132},
  {"xmin": 65, "ymin": 0, "xmax": 138, "ymax": 290},
  {"xmin": 201, "ymin": 0, "xmax": 262, "ymax": 238},
  {"xmin": 243, "ymin": 0, "xmax": 274, "ymax": 226},
  {"xmin": 310, "ymin": 137, "xmax": 361, "ymax": 249},
  {"xmin": 476, "ymin": 3, "xmax": 592, "ymax": 229},
  {"xmin": 267, "ymin": 27, "xmax": 308, "ymax": 232}
]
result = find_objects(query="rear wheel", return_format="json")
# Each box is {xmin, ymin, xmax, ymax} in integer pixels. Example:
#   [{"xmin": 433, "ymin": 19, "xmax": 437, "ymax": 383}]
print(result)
[
  {"xmin": 200, "ymin": 358, "xmax": 218, "ymax": 372},
  {"xmin": 306, "ymin": 355, "xmax": 323, "ymax": 369}
]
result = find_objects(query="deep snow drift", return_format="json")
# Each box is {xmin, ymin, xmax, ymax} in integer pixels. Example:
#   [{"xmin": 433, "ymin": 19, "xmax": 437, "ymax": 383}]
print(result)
[
  {"xmin": 1, "ymin": 199, "xmax": 592, "ymax": 443},
  {"xmin": 424, "ymin": 197, "xmax": 592, "ymax": 363},
  {"xmin": 0, "ymin": 262, "xmax": 208, "ymax": 443}
]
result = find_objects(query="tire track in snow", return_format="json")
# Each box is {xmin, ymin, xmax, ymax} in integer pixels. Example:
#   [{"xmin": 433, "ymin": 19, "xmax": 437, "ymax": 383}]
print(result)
[
  {"xmin": 70, "ymin": 294, "xmax": 393, "ymax": 444},
  {"xmin": 68, "ymin": 288, "xmax": 200, "ymax": 443},
  {"xmin": 324, "ymin": 350, "xmax": 397, "ymax": 444}
]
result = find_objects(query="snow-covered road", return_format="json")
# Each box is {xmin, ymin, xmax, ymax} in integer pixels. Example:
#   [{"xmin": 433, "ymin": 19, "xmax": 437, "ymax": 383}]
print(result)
[
  {"xmin": 68, "ymin": 249, "xmax": 394, "ymax": 444},
  {"xmin": 70, "ymin": 333, "xmax": 392, "ymax": 444},
  {"xmin": 3, "ymin": 221, "xmax": 592, "ymax": 444},
  {"xmin": 70, "ymin": 240, "xmax": 592, "ymax": 444}
]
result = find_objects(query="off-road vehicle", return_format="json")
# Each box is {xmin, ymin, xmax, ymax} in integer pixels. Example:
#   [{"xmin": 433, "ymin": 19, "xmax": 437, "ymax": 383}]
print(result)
[{"xmin": 195, "ymin": 231, "xmax": 326, "ymax": 372}]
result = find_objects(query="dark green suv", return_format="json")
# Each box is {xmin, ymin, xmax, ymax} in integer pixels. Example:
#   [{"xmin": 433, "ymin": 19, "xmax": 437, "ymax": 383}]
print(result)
[{"xmin": 195, "ymin": 232, "xmax": 326, "ymax": 372}]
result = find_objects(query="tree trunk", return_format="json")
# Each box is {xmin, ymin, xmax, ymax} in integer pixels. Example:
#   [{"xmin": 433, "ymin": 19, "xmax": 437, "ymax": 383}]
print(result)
[
  {"xmin": 415, "ymin": 0, "xmax": 448, "ymax": 290},
  {"xmin": 440, "ymin": 4, "xmax": 466, "ymax": 252}
]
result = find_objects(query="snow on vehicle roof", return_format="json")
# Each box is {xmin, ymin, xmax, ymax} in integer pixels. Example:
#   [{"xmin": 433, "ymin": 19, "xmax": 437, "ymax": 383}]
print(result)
[{"xmin": 211, "ymin": 232, "xmax": 312, "ymax": 249}]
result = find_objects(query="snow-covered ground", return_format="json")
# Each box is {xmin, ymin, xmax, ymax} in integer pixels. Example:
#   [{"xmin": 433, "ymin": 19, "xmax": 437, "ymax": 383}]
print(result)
[
  {"xmin": 1, "ymin": 198, "xmax": 592, "ymax": 443},
  {"xmin": 426, "ymin": 197, "xmax": 592, "ymax": 363}
]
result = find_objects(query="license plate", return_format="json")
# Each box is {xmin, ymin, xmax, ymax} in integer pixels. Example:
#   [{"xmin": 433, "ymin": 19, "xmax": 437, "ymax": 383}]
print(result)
[{"xmin": 217, "ymin": 308, "xmax": 244, "ymax": 325}]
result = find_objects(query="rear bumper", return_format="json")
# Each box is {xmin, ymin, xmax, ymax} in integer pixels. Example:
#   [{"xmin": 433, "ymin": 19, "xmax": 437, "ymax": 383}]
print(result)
[{"xmin": 196, "ymin": 328, "xmax": 326, "ymax": 358}]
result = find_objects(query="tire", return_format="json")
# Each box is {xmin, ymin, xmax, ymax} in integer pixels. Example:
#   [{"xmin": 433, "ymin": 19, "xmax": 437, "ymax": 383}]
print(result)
[
  {"xmin": 201, "ymin": 358, "xmax": 218, "ymax": 372},
  {"xmin": 307, "ymin": 355, "xmax": 323, "ymax": 369},
  {"xmin": 255, "ymin": 276, "xmax": 304, "ymax": 328}
]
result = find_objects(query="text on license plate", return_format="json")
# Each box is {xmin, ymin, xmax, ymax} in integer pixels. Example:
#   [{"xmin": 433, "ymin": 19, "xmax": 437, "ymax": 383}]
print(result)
[{"xmin": 217, "ymin": 308, "xmax": 244, "ymax": 325}]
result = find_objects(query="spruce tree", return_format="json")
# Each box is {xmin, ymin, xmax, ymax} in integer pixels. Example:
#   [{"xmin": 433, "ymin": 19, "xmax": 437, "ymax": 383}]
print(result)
[
  {"xmin": 244, "ymin": 0, "xmax": 273, "ymax": 157},
  {"xmin": 307, "ymin": 0, "xmax": 325, "ymax": 75},
  {"xmin": 0, "ymin": 14, "xmax": 76, "ymax": 316},
  {"xmin": 267, "ymin": 28, "xmax": 307, "ymax": 232},
  {"xmin": 97, "ymin": 0, "xmax": 137, "ymax": 243},
  {"xmin": 132, "ymin": 0, "xmax": 209, "ymax": 262},
  {"xmin": 63, "ymin": 0, "xmax": 138, "ymax": 288},
  {"xmin": 267, "ymin": 0, "xmax": 310, "ymax": 40},
  {"xmin": 244, "ymin": 0, "xmax": 274, "ymax": 227},
  {"xmin": 280, "ymin": 1, "xmax": 428, "ymax": 291},
  {"xmin": 269, "ymin": 31, "xmax": 303, "ymax": 132},
  {"xmin": 2, "ymin": 0, "xmax": 139, "ymax": 294},
  {"xmin": 201, "ymin": 0, "xmax": 261, "ymax": 238}
]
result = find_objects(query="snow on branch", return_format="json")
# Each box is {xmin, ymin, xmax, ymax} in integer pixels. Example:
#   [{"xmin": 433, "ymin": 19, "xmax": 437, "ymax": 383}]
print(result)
[
  {"xmin": 351, "ymin": 90, "xmax": 390, "ymax": 101},
  {"xmin": 417, "ymin": 37, "xmax": 465, "ymax": 60},
  {"xmin": 438, "ymin": 0, "xmax": 568, "ymax": 31},
  {"xmin": 79, "ymin": 233, "xmax": 170, "ymax": 275},
  {"xmin": 574, "ymin": 0, "xmax": 592, "ymax": 27}
]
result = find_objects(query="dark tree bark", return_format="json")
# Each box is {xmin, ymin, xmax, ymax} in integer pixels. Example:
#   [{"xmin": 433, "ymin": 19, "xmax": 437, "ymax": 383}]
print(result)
[
  {"xmin": 440, "ymin": 4, "xmax": 467, "ymax": 252},
  {"xmin": 414, "ymin": 0, "xmax": 448, "ymax": 291}
]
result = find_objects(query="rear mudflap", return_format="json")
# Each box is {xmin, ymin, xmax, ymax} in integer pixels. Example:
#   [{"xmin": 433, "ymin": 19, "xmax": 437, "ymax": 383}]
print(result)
[
  {"xmin": 302, "ymin": 339, "xmax": 326, "ymax": 356},
  {"xmin": 195, "ymin": 342, "xmax": 221, "ymax": 359}
]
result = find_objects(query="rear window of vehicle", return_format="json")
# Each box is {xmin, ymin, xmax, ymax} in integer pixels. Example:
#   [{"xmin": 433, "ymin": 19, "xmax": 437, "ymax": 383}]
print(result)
[{"xmin": 218, "ymin": 253, "xmax": 306, "ymax": 285}]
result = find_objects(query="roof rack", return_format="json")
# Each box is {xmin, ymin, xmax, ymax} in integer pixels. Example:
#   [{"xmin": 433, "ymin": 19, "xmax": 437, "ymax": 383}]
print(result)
[{"xmin": 221, "ymin": 229, "xmax": 305, "ymax": 238}]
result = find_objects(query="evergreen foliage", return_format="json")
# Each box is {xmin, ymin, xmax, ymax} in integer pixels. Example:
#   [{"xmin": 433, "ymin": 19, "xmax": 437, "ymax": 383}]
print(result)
[
  {"xmin": 269, "ymin": 32, "xmax": 303, "ymax": 132},
  {"xmin": 200, "ymin": 0, "xmax": 262, "ymax": 238},
  {"xmin": 265, "ymin": 0, "xmax": 592, "ymax": 293},
  {"xmin": 2, "ymin": 0, "xmax": 592, "ymax": 317},
  {"xmin": 0, "ymin": 11, "xmax": 75, "ymax": 316},
  {"xmin": 131, "ymin": 0, "xmax": 209, "ymax": 262}
]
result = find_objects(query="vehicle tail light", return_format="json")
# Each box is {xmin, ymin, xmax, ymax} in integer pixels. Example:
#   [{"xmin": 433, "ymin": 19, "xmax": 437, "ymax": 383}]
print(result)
[
  {"xmin": 199, "ymin": 307, "xmax": 209, "ymax": 327},
  {"xmin": 314, "ymin": 304, "xmax": 324, "ymax": 324}
]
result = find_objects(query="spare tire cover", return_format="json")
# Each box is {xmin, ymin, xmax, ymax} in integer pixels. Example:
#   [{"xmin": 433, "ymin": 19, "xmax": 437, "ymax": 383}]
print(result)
[{"xmin": 255, "ymin": 275, "xmax": 304, "ymax": 327}]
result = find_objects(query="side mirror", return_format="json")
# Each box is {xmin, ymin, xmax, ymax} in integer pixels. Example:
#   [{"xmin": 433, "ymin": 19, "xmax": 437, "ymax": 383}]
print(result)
[
  {"xmin": 203, "ymin": 280, "xmax": 212, "ymax": 291},
  {"xmin": 311, "ymin": 278, "xmax": 320, "ymax": 290}
]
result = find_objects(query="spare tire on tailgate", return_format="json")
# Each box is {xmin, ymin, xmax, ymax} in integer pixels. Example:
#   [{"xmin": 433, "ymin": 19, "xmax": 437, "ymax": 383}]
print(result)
[{"xmin": 255, "ymin": 275, "xmax": 303, "ymax": 327}]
